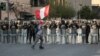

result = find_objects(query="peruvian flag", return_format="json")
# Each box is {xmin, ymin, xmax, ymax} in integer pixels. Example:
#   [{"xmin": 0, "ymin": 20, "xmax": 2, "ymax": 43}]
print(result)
[{"xmin": 35, "ymin": 5, "xmax": 50, "ymax": 20}]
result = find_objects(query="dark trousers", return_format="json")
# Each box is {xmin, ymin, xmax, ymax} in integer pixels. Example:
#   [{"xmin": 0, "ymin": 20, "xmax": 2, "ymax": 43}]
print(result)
[
  {"xmin": 29, "ymin": 33, "xmax": 36, "ymax": 44},
  {"xmin": 11, "ymin": 35, "xmax": 17, "ymax": 43},
  {"xmin": 0, "ymin": 35, "xmax": 1, "ymax": 42},
  {"xmin": 86, "ymin": 33, "xmax": 89, "ymax": 43},
  {"xmin": 33, "ymin": 35, "xmax": 43, "ymax": 47},
  {"xmin": 3, "ymin": 35, "xmax": 10, "ymax": 43}
]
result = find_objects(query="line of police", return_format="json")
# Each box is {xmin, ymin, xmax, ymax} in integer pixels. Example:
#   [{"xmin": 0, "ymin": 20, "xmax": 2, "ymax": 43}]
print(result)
[
  {"xmin": 0, "ymin": 19, "xmax": 100, "ymax": 44},
  {"xmin": 0, "ymin": 20, "xmax": 38, "ymax": 44}
]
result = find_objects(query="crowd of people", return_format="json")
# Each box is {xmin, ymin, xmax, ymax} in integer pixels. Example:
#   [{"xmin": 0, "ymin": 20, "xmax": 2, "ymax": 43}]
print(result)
[{"xmin": 0, "ymin": 19, "xmax": 100, "ymax": 45}]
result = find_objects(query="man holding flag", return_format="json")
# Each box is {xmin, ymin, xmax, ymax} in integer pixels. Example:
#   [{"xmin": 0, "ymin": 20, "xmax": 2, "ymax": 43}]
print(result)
[{"xmin": 32, "ymin": 5, "xmax": 50, "ymax": 49}]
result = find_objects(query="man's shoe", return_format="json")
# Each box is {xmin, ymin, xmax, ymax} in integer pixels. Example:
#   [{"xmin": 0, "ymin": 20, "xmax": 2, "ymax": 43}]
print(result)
[{"xmin": 39, "ymin": 46, "xmax": 44, "ymax": 49}]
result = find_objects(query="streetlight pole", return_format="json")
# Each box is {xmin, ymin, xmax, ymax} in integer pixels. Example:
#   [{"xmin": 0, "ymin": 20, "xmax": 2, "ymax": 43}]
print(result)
[
  {"xmin": 6, "ymin": 0, "xmax": 9, "ymax": 20},
  {"xmin": 6, "ymin": 0, "xmax": 10, "ymax": 33}
]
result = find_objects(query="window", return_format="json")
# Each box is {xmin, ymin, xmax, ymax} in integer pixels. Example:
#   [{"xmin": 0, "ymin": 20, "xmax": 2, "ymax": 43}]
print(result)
[
  {"xmin": 30, "ymin": 0, "xmax": 49, "ymax": 7},
  {"xmin": 39, "ymin": 0, "xmax": 45, "ymax": 6},
  {"xmin": 34, "ymin": 0, "xmax": 38, "ymax": 6},
  {"xmin": 30, "ymin": 0, "xmax": 38, "ymax": 7},
  {"xmin": 0, "ymin": 2, "xmax": 6, "ymax": 10}
]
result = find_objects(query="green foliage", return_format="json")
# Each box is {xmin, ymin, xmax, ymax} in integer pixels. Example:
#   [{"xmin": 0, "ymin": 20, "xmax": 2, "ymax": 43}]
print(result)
[
  {"xmin": 49, "ymin": 0, "xmax": 76, "ymax": 19},
  {"xmin": 79, "ymin": 6, "xmax": 99, "ymax": 19},
  {"xmin": 49, "ymin": 0, "xmax": 56, "ymax": 18},
  {"xmin": 90, "ymin": 12, "xmax": 98, "ymax": 19},
  {"xmin": 61, "ymin": 6, "xmax": 76, "ymax": 18},
  {"xmin": 79, "ymin": 6, "xmax": 92, "ymax": 19}
]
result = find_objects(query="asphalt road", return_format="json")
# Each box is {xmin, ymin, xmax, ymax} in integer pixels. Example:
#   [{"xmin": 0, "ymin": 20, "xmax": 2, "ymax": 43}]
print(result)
[{"xmin": 0, "ymin": 43, "xmax": 100, "ymax": 56}]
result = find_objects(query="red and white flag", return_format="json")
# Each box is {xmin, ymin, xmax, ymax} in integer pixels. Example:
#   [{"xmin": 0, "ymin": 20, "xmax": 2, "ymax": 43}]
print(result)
[{"xmin": 35, "ymin": 5, "xmax": 50, "ymax": 20}]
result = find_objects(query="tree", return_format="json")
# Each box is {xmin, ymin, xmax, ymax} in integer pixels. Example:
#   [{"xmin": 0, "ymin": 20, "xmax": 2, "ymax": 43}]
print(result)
[
  {"xmin": 49, "ymin": 0, "xmax": 76, "ymax": 19},
  {"xmin": 48, "ymin": 0, "xmax": 59, "ymax": 19},
  {"xmin": 61, "ymin": 6, "xmax": 76, "ymax": 18},
  {"xmin": 90, "ymin": 12, "xmax": 98, "ymax": 19},
  {"xmin": 79, "ymin": 6, "xmax": 92, "ymax": 19}
]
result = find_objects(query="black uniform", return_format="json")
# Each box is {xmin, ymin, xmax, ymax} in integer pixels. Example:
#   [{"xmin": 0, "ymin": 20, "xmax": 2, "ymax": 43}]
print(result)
[
  {"xmin": 10, "ymin": 23, "xmax": 17, "ymax": 43},
  {"xmin": 49, "ymin": 21, "xmax": 57, "ymax": 43},
  {"xmin": 1, "ymin": 23, "xmax": 9, "ymax": 43},
  {"xmin": 86, "ymin": 23, "xmax": 90, "ymax": 43},
  {"xmin": 69, "ymin": 21, "xmax": 78, "ymax": 44},
  {"xmin": 29, "ymin": 22, "xmax": 37, "ymax": 44}
]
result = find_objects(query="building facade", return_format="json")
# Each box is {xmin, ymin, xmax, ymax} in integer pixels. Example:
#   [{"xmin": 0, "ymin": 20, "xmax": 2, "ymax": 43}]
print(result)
[
  {"xmin": 50, "ymin": 0, "xmax": 91, "ymax": 12},
  {"xmin": 92, "ymin": 0, "xmax": 100, "ymax": 6},
  {"xmin": 0, "ymin": 0, "xmax": 49, "ymax": 20},
  {"xmin": 66, "ymin": 0, "xmax": 91, "ymax": 12},
  {"xmin": 0, "ymin": 0, "xmax": 97, "ymax": 20},
  {"xmin": 0, "ymin": 0, "xmax": 31, "ymax": 20}
]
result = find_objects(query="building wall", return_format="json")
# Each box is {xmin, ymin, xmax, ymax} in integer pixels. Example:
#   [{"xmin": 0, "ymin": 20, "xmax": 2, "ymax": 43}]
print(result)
[
  {"xmin": 0, "ymin": 0, "xmax": 31, "ymax": 20},
  {"xmin": 0, "ymin": 0, "xmax": 49, "ymax": 20},
  {"xmin": 0, "ymin": 0, "xmax": 95, "ymax": 20},
  {"xmin": 66, "ymin": 0, "xmax": 92, "ymax": 12},
  {"xmin": 92, "ymin": 0, "xmax": 100, "ymax": 6},
  {"xmin": 53, "ymin": 0, "xmax": 91, "ymax": 12},
  {"xmin": 9, "ymin": 0, "xmax": 29, "ymax": 4}
]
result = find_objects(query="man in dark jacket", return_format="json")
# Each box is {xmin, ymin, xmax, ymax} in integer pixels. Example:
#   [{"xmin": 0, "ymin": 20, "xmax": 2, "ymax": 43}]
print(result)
[
  {"xmin": 86, "ymin": 22, "xmax": 90, "ymax": 43},
  {"xmin": 29, "ymin": 21, "xmax": 37, "ymax": 44}
]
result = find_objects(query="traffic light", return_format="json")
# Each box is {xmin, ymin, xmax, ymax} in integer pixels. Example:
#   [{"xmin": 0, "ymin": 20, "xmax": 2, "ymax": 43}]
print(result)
[{"xmin": 0, "ymin": 2, "xmax": 6, "ymax": 10}]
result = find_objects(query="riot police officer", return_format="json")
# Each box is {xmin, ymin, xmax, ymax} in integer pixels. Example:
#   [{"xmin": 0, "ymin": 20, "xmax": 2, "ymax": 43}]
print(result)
[{"xmin": 1, "ymin": 22, "xmax": 9, "ymax": 43}]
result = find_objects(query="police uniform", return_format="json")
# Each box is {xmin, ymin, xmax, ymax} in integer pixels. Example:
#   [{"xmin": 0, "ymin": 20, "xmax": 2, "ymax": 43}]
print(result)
[
  {"xmin": 1, "ymin": 23, "xmax": 9, "ymax": 43},
  {"xmin": 10, "ymin": 23, "xmax": 17, "ymax": 43}
]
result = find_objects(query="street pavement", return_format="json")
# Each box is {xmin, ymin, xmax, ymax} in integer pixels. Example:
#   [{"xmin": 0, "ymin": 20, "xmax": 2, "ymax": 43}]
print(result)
[{"xmin": 0, "ymin": 43, "xmax": 100, "ymax": 56}]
